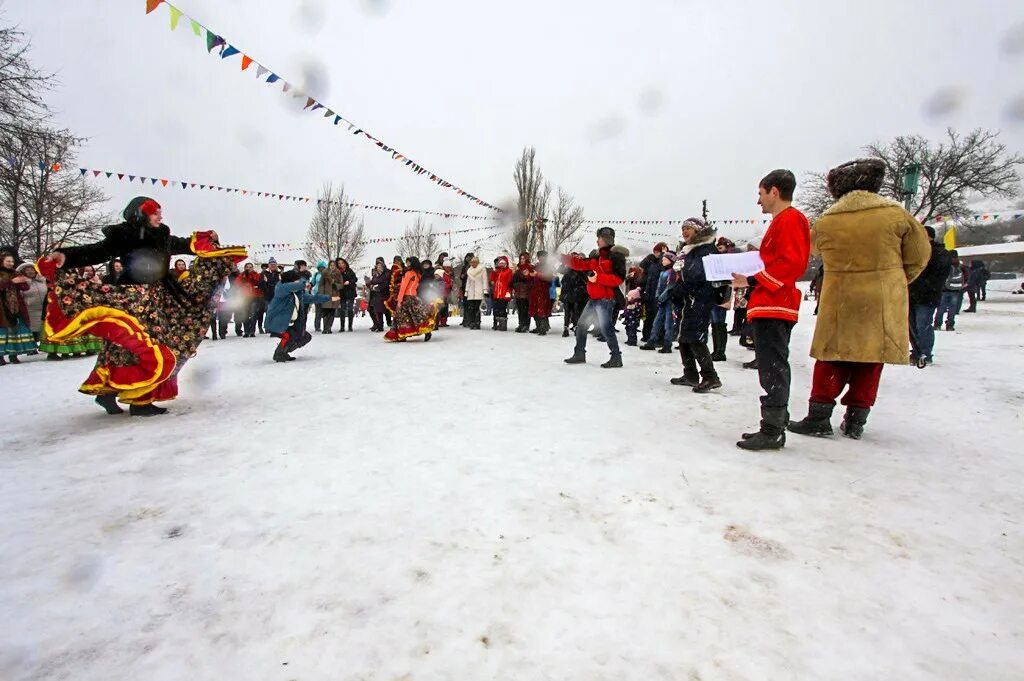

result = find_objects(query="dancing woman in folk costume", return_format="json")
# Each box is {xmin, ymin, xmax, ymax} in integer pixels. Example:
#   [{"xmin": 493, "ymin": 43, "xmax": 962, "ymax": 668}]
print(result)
[
  {"xmin": 384, "ymin": 256, "xmax": 441, "ymax": 342},
  {"xmin": 38, "ymin": 197, "xmax": 247, "ymax": 417}
]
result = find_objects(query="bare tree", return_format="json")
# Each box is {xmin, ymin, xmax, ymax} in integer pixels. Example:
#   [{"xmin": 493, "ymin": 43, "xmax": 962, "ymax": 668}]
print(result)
[
  {"xmin": 801, "ymin": 128, "xmax": 1024, "ymax": 223},
  {"xmin": 304, "ymin": 182, "xmax": 367, "ymax": 266},
  {"xmin": 795, "ymin": 171, "xmax": 835, "ymax": 221},
  {"xmin": 0, "ymin": 24, "xmax": 55, "ymax": 139},
  {"xmin": 507, "ymin": 146, "xmax": 552, "ymax": 254},
  {"xmin": 0, "ymin": 125, "xmax": 109, "ymax": 259},
  {"xmin": 397, "ymin": 216, "xmax": 440, "ymax": 261},
  {"xmin": 547, "ymin": 186, "xmax": 585, "ymax": 253}
]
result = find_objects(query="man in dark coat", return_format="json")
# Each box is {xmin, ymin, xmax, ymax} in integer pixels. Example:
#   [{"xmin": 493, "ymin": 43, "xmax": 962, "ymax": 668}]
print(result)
[
  {"xmin": 908, "ymin": 226, "xmax": 950, "ymax": 364},
  {"xmin": 638, "ymin": 242, "xmax": 669, "ymax": 342}
]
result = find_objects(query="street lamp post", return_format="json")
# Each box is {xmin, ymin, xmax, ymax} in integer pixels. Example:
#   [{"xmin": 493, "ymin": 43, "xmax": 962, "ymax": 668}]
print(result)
[{"xmin": 902, "ymin": 163, "xmax": 922, "ymax": 212}]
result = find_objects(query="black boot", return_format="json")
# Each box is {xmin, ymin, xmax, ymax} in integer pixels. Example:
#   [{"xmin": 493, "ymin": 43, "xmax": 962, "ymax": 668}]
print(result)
[
  {"xmin": 529, "ymin": 317, "xmax": 541, "ymax": 334},
  {"xmin": 737, "ymin": 407, "xmax": 788, "ymax": 451},
  {"xmin": 348, "ymin": 314, "xmax": 355, "ymax": 332},
  {"xmin": 496, "ymin": 317, "xmax": 508, "ymax": 332},
  {"xmin": 840, "ymin": 407, "xmax": 870, "ymax": 440},
  {"xmin": 95, "ymin": 394, "xmax": 124, "ymax": 415},
  {"xmin": 129, "ymin": 403, "xmax": 168, "ymax": 417},
  {"xmin": 564, "ymin": 350, "xmax": 586, "ymax": 364},
  {"xmin": 711, "ymin": 323, "xmax": 728, "ymax": 361},
  {"xmin": 788, "ymin": 401, "xmax": 835, "ymax": 437},
  {"xmin": 689, "ymin": 342, "xmax": 722, "ymax": 393},
  {"xmin": 601, "ymin": 353, "xmax": 623, "ymax": 368},
  {"xmin": 536, "ymin": 318, "xmax": 549, "ymax": 336},
  {"xmin": 562, "ymin": 327, "xmax": 570, "ymax": 338},
  {"xmin": 742, "ymin": 358, "xmax": 759, "ymax": 370},
  {"xmin": 273, "ymin": 344, "xmax": 292, "ymax": 362},
  {"xmin": 424, "ymin": 332, "xmax": 432, "ymax": 342},
  {"xmin": 639, "ymin": 342, "xmax": 659, "ymax": 351},
  {"xmin": 8, "ymin": 354, "xmax": 19, "ymax": 364},
  {"xmin": 671, "ymin": 344, "xmax": 701, "ymax": 386}
]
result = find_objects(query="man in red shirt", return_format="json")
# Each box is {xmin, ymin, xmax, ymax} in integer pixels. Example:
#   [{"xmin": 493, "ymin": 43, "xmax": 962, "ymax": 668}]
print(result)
[
  {"xmin": 730, "ymin": 169, "xmax": 811, "ymax": 450},
  {"xmin": 562, "ymin": 227, "xmax": 627, "ymax": 368}
]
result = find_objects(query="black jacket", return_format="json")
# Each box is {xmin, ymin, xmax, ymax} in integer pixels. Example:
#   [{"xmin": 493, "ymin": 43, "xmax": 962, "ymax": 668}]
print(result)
[
  {"xmin": 259, "ymin": 270, "xmax": 281, "ymax": 300},
  {"xmin": 909, "ymin": 241, "xmax": 952, "ymax": 306},
  {"xmin": 338, "ymin": 268, "xmax": 358, "ymax": 300},
  {"xmin": 368, "ymin": 269, "xmax": 390, "ymax": 300},
  {"xmin": 639, "ymin": 253, "xmax": 662, "ymax": 300},
  {"xmin": 59, "ymin": 222, "xmax": 192, "ymax": 285}
]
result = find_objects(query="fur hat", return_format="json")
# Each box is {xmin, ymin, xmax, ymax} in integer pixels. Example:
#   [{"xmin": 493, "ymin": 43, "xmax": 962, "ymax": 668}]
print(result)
[
  {"xmin": 681, "ymin": 216, "xmax": 716, "ymax": 243},
  {"xmin": 596, "ymin": 226, "xmax": 616, "ymax": 244},
  {"xmin": 661, "ymin": 250, "xmax": 677, "ymax": 263},
  {"xmin": 827, "ymin": 158, "xmax": 886, "ymax": 199}
]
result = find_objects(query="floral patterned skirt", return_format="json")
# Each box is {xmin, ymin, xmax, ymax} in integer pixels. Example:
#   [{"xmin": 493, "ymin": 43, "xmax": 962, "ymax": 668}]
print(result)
[
  {"xmin": 384, "ymin": 296, "xmax": 439, "ymax": 341},
  {"xmin": 42, "ymin": 255, "xmax": 236, "ymax": 404}
]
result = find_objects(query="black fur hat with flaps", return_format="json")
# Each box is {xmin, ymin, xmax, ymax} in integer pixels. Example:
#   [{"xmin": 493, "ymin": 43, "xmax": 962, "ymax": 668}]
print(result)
[
  {"xmin": 596, "ymin": 226, "xmax": 616, "ymax": 245},
  {"xmin": 827, "ymin": 159, "xmax": 886, "ymax": 199}
]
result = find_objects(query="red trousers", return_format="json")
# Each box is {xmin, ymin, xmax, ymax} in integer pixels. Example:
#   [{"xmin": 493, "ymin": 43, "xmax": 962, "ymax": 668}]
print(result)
[{"xmin": 809, "ymin": 360, "xmax": 883, "ymax": 409}]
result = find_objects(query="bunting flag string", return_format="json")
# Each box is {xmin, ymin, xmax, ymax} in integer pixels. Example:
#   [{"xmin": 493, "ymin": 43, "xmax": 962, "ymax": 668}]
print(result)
[
  {"xmin": 69, "ymin": 164, "xmax": 502, "ymax": 221},
  {"xmin": 586, "ymin": 210, "xmax": 1024, "ymax": 231},
  {"xmin": 236, "ymin": 224, "xmax": 507, "ymax": 253},
  {"xmin": 145, "ymin": 0, "xmax": 502, "ymax": 212}
]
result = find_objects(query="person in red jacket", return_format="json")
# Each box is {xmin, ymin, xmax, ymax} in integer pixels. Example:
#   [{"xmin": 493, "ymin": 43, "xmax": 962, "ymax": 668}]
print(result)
[
  {"xmin": 489, "ymin": 255, "xmax": 514, "ymax": 331},
  {"xmin": 511, "ymin": 252, "xmax": 535, "ymax": 332},
  {"xmin": 236, "ymin": 262, "xmax": 263, "ymax": 337},
  {"xmin": 730, "ymin": 169, "xmax": 811, "ymax": 450},
  {"xmin": 562, "ymin": 227, "xmax": 627, "ymax": 368}
]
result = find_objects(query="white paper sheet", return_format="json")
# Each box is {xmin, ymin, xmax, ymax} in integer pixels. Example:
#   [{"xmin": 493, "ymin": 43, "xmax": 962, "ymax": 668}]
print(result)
[{"xmin": 701, "ymin": 252, "xmax": 765, "ymax": 281}]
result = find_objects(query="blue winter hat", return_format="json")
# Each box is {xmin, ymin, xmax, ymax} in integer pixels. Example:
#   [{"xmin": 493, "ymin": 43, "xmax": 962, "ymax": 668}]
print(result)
[
  {"xmin": 317, "ymin": 260, "xmax": 327, "ymax": 269},
  {"xmin": 268, "ymin": 257, "xmax": 278, "ymax": 265}
]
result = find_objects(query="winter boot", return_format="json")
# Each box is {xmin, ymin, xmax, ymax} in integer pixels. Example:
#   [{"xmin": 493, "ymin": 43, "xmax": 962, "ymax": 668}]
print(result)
[
  {"xmin": 348, "ymin": 314, "xmax": 355, "ymax": 332},
  {"xmin": 562, "ymin": 327, "xmax": 570, "ymax": 338},
  {"xmin": 671, "ymin": 344, "xmax": 701, "ymax": 386},
  {"xmin": 273, "ymin": 345, "xmax": 292, "ymax": 362},
  {"xmin": 601, "ymin": 353, "xmax": 623, "ymax": 368},
  {"xmin": 563, "ymin": 350, "xmax": 586, "ymax": 365},
  {"xmin": 742, "ymin": 358, "xmax": 759, "ymax": 370},
  {"xmin": 424, "ymin": 332, "xmax": 432, "ymax": 342},
  {"xmin": 639, "ymin": 342, "xmax": 659, "ymax": 351},
  {"xmin": 497, "ymin": 317, "xmax": 508, "ymax": 332},
  {"xmin": 530, "ymin": 317, "xmax": 541, "ymax": 334},
  {"xmin": 8, "ymin": 354, "xmax": 20, "ymax": 364},
  {"xmin": 840, "ymin": 407, "xmax": 870, "ymax": 440},
  {"xmin": 95, "ymin": 394, "xmax": 124, "ymax": 415},
  {"xmin": 129, "ymin": 403, "xmax": 168, "ymax": 417},
  {"xmin": 788, "ymin": 401, "xmax": 835, "ymax": 437},
  {"xmin": 737, "ymin": 407, "xmax": 788, "ymax": 451},
  {"xmin": 945, "ymin": 321, "xmax": 954, "ymax": 331},
  {"xmin": 711, "ymin": 323, "xmax": 728, "ymax": 362},
  {"xmin": 689, "ymin": 342, "xmax": 722, "ymax": 392}
]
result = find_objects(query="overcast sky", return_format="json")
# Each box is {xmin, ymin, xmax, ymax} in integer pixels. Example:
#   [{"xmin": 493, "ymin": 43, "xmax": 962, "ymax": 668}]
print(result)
[{"xmin": 7, "ymin": 0, "xmax": 1024, "ymax": 262}]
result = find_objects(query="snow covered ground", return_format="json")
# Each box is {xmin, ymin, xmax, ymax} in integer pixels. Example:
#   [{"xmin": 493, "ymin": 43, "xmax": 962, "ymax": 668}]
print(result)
[{"xmin": 2, "ymin": 292, "xmax": 1023, "ymax": 681}]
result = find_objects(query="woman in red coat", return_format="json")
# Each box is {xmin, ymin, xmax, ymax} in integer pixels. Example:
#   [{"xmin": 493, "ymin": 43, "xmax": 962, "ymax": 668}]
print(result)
[
  {"xmin": 511, "ymin": 252, "xmax": 535, "ymax": 332},
  {"xmin": 489, "ymin": 255, "xmax": 514, "ymax": 331}
]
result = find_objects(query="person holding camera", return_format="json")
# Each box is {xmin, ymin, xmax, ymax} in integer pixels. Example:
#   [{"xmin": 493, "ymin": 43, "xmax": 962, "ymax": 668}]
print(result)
[{"xmin": 562, "ymin": 227, "xmax": 627, "ymax": 368}]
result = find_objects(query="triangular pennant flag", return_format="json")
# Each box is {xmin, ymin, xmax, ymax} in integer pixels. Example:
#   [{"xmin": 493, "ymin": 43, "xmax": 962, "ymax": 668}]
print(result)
[
  {"xmin": 79, "ymin": 168, "xmax": 87, "ymax": 176},
  {"xmin": 160, "ymin": 179, "xmax": 168, "ymax": 187},
  {"xmin": 169, "ymin": 6, "xmax": 182, "ymax": 30},
  {"xmin": 92, "ymin": 170, "xmax": 101, "ymax": 177},
  {"xmin": 145, "ymin": 0, "xmax": 163, "ymax": 14},
  {"xmin": 282, "ymin": 82, "xmax": 291, "ymax": 93},
  {"xmin": 221, "ymin": 45, "xmax": 240, "ymax": 59},
  {"xmin": 117, "ymin": 173, "xmax": 124, "ymax": 180},
  {"xmin": 311, "ymin": 103, "xmax": 324, "ymax": 113},
  {"xmin": 334, "ymin": 115, "xmax": 341, "ymax": 125},
  {"xmin": 323, "ymin": 109, "xmax": 333, "ymax": 118},
  {"xmin": 256, "ymin": 65, "xmax": 268, "ymax": 79},
  {"xmin": 105, "ymin": 171, "xmax": 113, "ymax": 178},
  {"xmin": 190, "ymin": 183, "xmax": 196, "ymax": 188},
  {"xmin": 206, "ymin": 32, "xmax": 224, "ymax": 53},
  {"xmin": 190, "ymin": 19, "xmax": 201, "ymax": 37},
  {"xmin": 304, "ymin": 97, "xmax": 315, "ymax": 109},
  {"xmin": 199, "ymin": 184, "xmax": 205, "ymax": 189},
  {"xmin": 150, "ymin": 178, "xmax": 158, "ymax": 184},
  {"xmin": 129, "ymin": 175, "xmax": 135, "ymax": 181},
  {"xmin": 181, "ymin": 182, "xmax": 187, "ymax": 189},
  {"xmin": 241, "ymin": 55, "xmax": 253, "ymax": 70}
]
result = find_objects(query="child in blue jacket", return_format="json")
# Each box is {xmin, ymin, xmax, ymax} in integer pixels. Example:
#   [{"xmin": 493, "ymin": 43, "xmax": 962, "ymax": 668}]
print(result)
[{"xmin": 266, "ymin": 270, "xmax": 338, "ymax": 362}]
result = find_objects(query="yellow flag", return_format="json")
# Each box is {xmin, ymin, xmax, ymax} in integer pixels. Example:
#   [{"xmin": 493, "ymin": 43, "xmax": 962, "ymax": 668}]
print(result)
[
  {"xmin": 944, "ymin": 226, "xmax": 956, "ymax": 250},
  {"xmin": 169, "ymin": 6, "xmax": 182, "ymax": 30}
]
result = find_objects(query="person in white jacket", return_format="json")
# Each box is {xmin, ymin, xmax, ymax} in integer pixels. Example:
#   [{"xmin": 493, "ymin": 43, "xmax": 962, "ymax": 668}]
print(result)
[{"xmin": 463, "ymin": 256, "xmax": 489, "ymax": 330}]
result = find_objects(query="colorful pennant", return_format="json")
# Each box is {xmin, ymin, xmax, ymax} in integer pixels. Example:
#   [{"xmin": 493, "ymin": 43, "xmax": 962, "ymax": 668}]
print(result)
[{"xmin": 147, "ymin": 0, "xmax": 501, "ymax": 212}]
